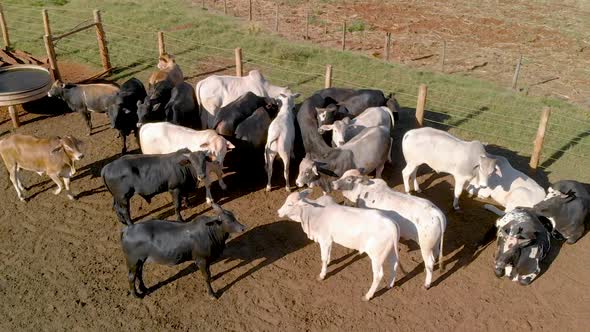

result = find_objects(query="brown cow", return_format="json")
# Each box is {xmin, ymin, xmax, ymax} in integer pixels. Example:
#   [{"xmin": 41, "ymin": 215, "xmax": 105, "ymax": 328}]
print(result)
[
  {"xmin": 148, "ymin": 53, "xmax": 184, "ymax": 89},
  {"xmin": 0, "ymin": 134, "xmax": 84, "ymax": 201}
]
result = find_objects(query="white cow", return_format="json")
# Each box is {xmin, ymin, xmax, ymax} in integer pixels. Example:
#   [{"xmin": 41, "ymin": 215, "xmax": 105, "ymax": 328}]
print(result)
[
  {"xmin": 139, "ymin": 122, "xmax": 235, "ymax": 204},
  {"xmin": 332, "ymin": 169, "xmax": 446, "ymax": 289},
  {"xmin": 277, "ymin": 189, "xmax": 403, "ymax": 301},
  {"xmin": 466, "ymin": 154, "xmax": 546, "ymax": 216},
  {"xmin": 195, "ymin": 70, "xmax": 292, "ymax": 128},
  {"xmin": 319, "ymin": 106, "xmax": 396, "ymax": 147},
  {"xmin": 265, "ymin": 93, "xmax": 300, "ymax": 192},
  {"xmin": 402, "ymin": 127, "xmax": 500, "ymax": 210}
]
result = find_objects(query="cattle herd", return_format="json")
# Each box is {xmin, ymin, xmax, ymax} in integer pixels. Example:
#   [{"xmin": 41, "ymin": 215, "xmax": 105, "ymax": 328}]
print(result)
[{"xmin": 0, "ymin": 53, "xmax": 588, "ymax": 301}]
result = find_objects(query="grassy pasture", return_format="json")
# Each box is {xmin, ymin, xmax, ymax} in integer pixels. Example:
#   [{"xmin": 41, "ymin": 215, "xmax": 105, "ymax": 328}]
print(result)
[{"xmin": 2, "ymin": 0, "xmax": 589, "ymax": 182}]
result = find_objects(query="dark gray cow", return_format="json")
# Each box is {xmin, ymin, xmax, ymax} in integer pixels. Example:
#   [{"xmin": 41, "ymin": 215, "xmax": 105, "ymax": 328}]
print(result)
[
  {"xmin": 494, "ymin": 208, "xmax": 551, "ymax": 285},
  {"xmin": 121, "ymin": 203, "xmax": 245, "ymax": 299},
  {"xmin": 101, "ymin": 149, "xmax": 209, "ymax": 224},
  {"xmin": 47, "ymin": 80, "xmax": 120, "ymax": 135},
  {"xmin": 163, "ymin": 82, "xmax": 200, "ymax": 129},
  {"xmin": 214, "ymin": 92, "xmax": 275, "ymax": 137},
  {"xmin": 234, "ymin": 107, "xmax": 272, "ymax": 148},
  {"xmin": 534, "ymin": 180, "xmax": 590, "ymax": 244},
  {"xmin": 107, "ymin": 78, "xmax": 147, "ymax": 154}
]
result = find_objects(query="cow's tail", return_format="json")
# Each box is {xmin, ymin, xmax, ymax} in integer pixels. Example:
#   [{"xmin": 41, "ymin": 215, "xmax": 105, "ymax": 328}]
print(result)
[
  {"xmin": 436, "ymin": 212, "xmax": 446, "ymax": 272},
  {"xmin": 195, "ymin": 80, "xmax": 205, "ymax": 128},
  {"xmin": 387, "ymin": 137, "xmax": 393, "ymax": 163},
  {"xmin": 484, "ymin": 204, "xmax": 506, "ymax": 216},
  {"xmin": 392, "ymin": 223, "xmax": 406, "ymax": 275}
]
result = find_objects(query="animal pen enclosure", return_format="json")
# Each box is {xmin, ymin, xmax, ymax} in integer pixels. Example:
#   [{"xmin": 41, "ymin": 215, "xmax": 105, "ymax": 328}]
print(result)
[{"xmin": 0, "ymin": 3, "xmax": 588, "ymax": 183}]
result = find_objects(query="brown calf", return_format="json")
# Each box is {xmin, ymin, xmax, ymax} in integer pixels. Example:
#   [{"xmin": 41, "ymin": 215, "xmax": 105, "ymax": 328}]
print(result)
[
  {"xmin": 0, "ymin": 134, "xmax": 84, "ymax": 201},
  {"xmin": 148, "ymin": 53, "xmax": 184, "ymax": 88}
]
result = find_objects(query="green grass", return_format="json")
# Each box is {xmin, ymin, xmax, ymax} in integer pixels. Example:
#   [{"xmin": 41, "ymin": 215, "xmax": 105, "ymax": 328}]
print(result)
[{"xmin": 2, "ymin": 0, "xmax": 589, "ymax": 182}]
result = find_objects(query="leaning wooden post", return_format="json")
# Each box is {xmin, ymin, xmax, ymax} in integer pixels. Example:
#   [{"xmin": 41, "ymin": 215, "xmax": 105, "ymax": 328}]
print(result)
[
  {"xmin": 384, "ymin": 32, "xmax": 391, "ymax": 61},
  {"xmin": 158, "ymin": 31, "xmax": 165, "ymax": 56},
  {"xmin": 0, "ymin": 5, "xmax": 10, "ymax": 49},
  {"xmin": 529, "ymin": 107, "xmax": 551, "ymax": 171},
  {"xmin": 415, "ymin": 84, "xmax": 428, "ymax": 127},
  {"xmin": 248, "ymin": 0, "xmax": 252, "ymax": 21},
  {"xmin": 512, "ymin": 55, "xmax": 522, "ymax": 90},
  {"xmin": 274, "ymin": 2, "xmax": 279, "ymax": 32},
  {"xmin": 93, "ymin": 9, "xmax": 111, "ymax": 72},
  {"xmin": 341, "ymin": 21, "xmax": 346, "ymax": 51},
  {"xmin": 43, "ymin": 34, "xmax": 60, "ymax": 80},
  {"xmin": 235, "ymin": 47, "xmax": 243, "ymax": 77},
  {"xmin": 42, "ymin": 9, "xmax": 52, "ymax": 36},
  {"xmin": 8, "ymin": 105, "xmax": 19, "ymax": 128},
  {"xmin": 324, "ymin": 64, "xmax": 332, "ymax": 88},
  {"xmin": 440, "ymin": 39, "xmax": 446, "ymax": 72},
  {"xmin": 223, "ymin": 0, "xmax": 227, "ymax": 14}
]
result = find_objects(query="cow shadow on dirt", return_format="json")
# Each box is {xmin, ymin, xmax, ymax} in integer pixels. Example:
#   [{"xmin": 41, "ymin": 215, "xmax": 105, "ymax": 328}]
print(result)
[{"xmin": 146, "ymin": 220, "xmax": 311, "ymax": 297}]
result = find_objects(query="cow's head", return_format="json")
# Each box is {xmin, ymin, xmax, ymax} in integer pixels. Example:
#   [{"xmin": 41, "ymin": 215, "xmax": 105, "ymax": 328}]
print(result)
[
  {"xmin": 275, "ymin": 93, "xmax": 300, "ymax": 113},
  {"xmin": 319, "ymin": 117, "xmax": 350, "ymax": 147},
  {"xmin": 385, "ymin": 93, "xmax": 401, "ymax": 121},
  {"xmin": 315, "ymin": 104, "xmax": 338, "ymax": 126},
  {"xmin": 52, "ymin": 135, "xmax": 85, "ymax": 162},
  {"xmin": 473, "ymin": 155, "xmax": 501, "ymax": 187},
  {"xmin": 178, "ymin": 149, "xmax": 209, "ymax": 183},
  {"xmin": 47, "ymin": 80, "xmax": 68, "ymax": 98},
  {"xmin": 199, "ymin": 137, "xmax": 234, "ymax": 165},
  {"xmin": 277, "ymin": 189, "xmax": 312, "ymax": 220},
  {"xmin": 136, "ymin": 98, "xmax": 151, "ymax": 127},
  {"xmin": 210, "ymin": 203, "xmax": 246, "ymax": 234}
]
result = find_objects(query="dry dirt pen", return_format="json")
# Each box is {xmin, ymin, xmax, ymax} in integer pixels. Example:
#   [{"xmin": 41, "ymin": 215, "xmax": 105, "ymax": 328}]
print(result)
[{"xmin": 0, "ymin": 2, "xmax": 589, "ymax": 330}]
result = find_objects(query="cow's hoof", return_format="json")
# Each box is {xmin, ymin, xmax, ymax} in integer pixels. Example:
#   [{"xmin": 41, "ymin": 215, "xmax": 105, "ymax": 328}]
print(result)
[
  {"xmin": 208, "ymin": 292, "xmax": 218, "ymax": 300},
  {"xmin": 415, "ymin": 188, "xmax": 422, "ymax": 193},
  {"xmin": 219, "ymin": 182, "xmax": 228, "ymax": 191},
  {"xmin": 206, "ymin": 198, "xmax": 213, "ymax": 205},
  {"xmin": 67, "ymin": 194, "xmax": 76, "ymax": 201},
  {"xmin": 423, "ymin": 284, "xmax": 431, "ymax": 290},
  {"xmin": 285, "ymin": 186, "xmax": 291, "ymax": 192},
  {"xmin": 361, "ymin": 295, "xmax": 371, "ymax": 302},
  {"xmin": 453, "ymin": 207, "xmax": 463, "ymax": 214},
  {"xmin": 317, "ymin": 274, "xmax": 325, "ymax": 281},
  {"xmin": 265, "ymin": 185, "xmax": 271, "ymax": 192},
  {"xmin": 53, "ymin": 189, "xmax": 62, "ymax": 195}
]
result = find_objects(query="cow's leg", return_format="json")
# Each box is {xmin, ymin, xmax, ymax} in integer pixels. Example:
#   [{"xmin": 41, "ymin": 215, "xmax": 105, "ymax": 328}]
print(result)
[
  {"xmin": 203, "ymin": 175, "xmax": 213, "ymax": 205},
  {"xmin": 48, "ymin": 173, "xmax": 64, "ymax": 195},
  {"xmin": 318, "ymin": 240, "xmax": 332, "ymax": 281},
  {"xmin": 80, "ymin": 111, "xmax": 92, "ymax": 136},
  {"xmin": 387, "ymin": 252, "xmax": 399, "ymax": 289},
  {"xmin": 420, "ymin": 247, "xmax": 435, "ymax": 289},
  {"xmin": 171, "ymin": 189, "xmax": 184, "ymax": 222},
  {"xmin": 15, "ymin": 169, "xmax": 26, "ymax": 192},
  {"xmin": 133, "ymin": 128, "xmax": 140, "ymax": 147},
  {"xmin": 363, "ymin": 257, "xmax": 384, "ymax": 301},
  {"xmin": 114, "ymin": 198, "xmax": 132, "ymax": 225},
  {"xmin": 196, "ymin": 258, "xmax": 217, "ymax": 299},
  {"xmin": 8, "ymin": 165, "xmax": 24, "ymax": 201},
  {"xmin": 121, "ymin": 133, "xmax": 127, "ymax": 155},
  {"xmin": 63, "ymin": 177, "xmax": 75, "ymax": 200},
  {"xmin": 136, "ymin": 259, "xmax": 148, "ymax": 293},
  {"xmin": 265, "ymin": 148, "xmax": 277, "ymax": 192},
  {"xmin": 212, "ymin": 162, "xmax": 227, "ymax": 190},
  {"xmin": 278, "ymin": 149, "xmax": 291, "ymax": 192},
  {"xmin": 402, "ymin": 164, "xmax": 417, "ymax": 193},
  {"xmin": 376, "ymin": 163, "xmax": 385, "ymax": 179},
  {"xmin": 452, "ymin": 176, "xmax": 467, "ymax": 211},
  {"xmin": 126, "ymin": 259, "xmax": 140, "ymax": 298}
]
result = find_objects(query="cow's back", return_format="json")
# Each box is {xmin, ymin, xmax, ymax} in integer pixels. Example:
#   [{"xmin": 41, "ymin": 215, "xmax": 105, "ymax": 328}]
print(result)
[{"xmin": 340, "ymin": 126, "xmax": 390, "ymax": 171}]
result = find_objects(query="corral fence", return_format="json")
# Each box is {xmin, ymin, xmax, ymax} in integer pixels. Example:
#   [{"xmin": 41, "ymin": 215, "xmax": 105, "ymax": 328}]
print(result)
[{"xmin": 0, "ymin": 3, "xmax": 588, "ymax": 183}]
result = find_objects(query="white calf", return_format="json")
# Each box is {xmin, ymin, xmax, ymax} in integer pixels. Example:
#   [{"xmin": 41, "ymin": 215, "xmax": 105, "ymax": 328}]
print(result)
[
  {"xmin": 319, "ymin": 106, "xmax": 395, "ymax": 147},
  {"xmin": 139, "ymin": 122, "xmax": 235, "ymax": 203},
  {"xmin": 278, "ymin": 189, "xmax": 402, "ymax": 301},
  {"xmin": 332, "ymin": 169, "xmax": 446, "ymax": 289},
  {"xmin": 402, "ymin": 127, "xmax": 500, "ymax": 210},
  {"xmin": 265, "ymin": 93, "xmax": 300, "ymax": 192}
]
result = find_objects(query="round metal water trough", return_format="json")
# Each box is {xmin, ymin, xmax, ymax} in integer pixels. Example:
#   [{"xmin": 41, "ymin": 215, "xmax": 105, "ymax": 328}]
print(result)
[{"xmin": 0, "ymin": 65, "xmax": 52, "ymax": 128}]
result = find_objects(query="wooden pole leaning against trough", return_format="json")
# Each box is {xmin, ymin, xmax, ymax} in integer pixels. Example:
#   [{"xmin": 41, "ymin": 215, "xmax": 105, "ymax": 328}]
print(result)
[
  {"xmin": 42, "ymin": 9, "xmax": 51, "ymax": 36},
  {"xmin": 529, "ymin": 107, "xmax": 551, "ymax": 171},
  {"xmin": 235, "ymin": 47, "xmax": 243, "ymax": 77},
  {"xmin": 43, "ymin": 34, "xmax": 61, "ymax": 81},
  {"xmin": 158, "ymin": 31, "xmax": 165, "ymax": 57},
  {"xmin": 415, "ymin": 84, "xmax": 428, "ymax": 127},
  {"xmin": 324, "ymin": 64, "xmax": 332, "ymax": 88},
  {"xmin": 0, "ymin": 4, "xmax": 10, "ymax": 49},
  {"xmin": 93, "ymin": 9, "xmax": 112, "ymax": 72}
]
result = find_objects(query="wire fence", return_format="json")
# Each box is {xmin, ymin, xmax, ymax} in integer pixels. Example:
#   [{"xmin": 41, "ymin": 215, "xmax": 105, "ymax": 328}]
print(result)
[{"xmin": 1, "ymin": 2, "xmax": 589, "ymax": 183}]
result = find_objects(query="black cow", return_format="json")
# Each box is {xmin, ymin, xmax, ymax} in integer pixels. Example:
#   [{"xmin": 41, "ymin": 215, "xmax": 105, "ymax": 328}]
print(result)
[
  {"xmin": 101, "ymin": 149, "xmax": 209, "ymax": 225},
  {"xmin": 214, "ymin": 92, "xmax": 275, "ymax": 137},
  {"xmin": 136, "ymin": 80, "xmax": 174, "ymax": 126},
  {"xmin": 121, "ymin": 203, "xmax": 245, "ymax": 299},
  {"xmin": 107, "ymin": 78, "xmax": 147, "ymax": 154},
  {"xmin": 315, "ymin": 88, "xmax": 400, "ymax": 126},
  {"xmin": 296, "ymin": 93, "xmax": 339, "ymax": 158},
  {"xmin": 494, "ymin": 208, "xmax": 551, "ymax": 285},
  {"xmin": 163, "ymin": 82, "xmax": 200, "ymax": 129},
  {"xmin": 234, "ymin": 107, "xmax": 272, "ymax": 148},
  {"xmin": 47, "ymin": 80, "xmax": 120, "ymax": 135},
  {"xmin": 534, "ymin": 180, "xmax": 590, "ymax": 244}
]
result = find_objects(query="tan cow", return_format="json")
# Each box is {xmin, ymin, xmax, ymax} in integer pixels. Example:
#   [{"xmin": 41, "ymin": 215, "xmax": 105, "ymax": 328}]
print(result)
[
  {"xmin": 0, "ymin": 134, "xmax": 84, "ymax": 201},
  {"xmin": 148, "ymin": 53, "xmax": 184, "ymax": 88}
]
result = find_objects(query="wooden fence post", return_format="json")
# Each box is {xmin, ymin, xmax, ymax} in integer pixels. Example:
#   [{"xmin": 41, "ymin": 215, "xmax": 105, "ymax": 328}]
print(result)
[
  {"xmin": 440, "ymin": 39, "xmax": 446, "ymax": 72},
  {"xmin": 224, "ymin": 0, "xmax": 227, "ymax": 14},
  {"xmin": 248, "ymin": 0, "xmax": 252, "ymax": 21},
  {"xmin": 43, "ymin": 34, "xmax": 60, "ymax": 80},
  {"xmin": 235, "ymin": 47, "xmax": 243, "ymax": 77},
  {"xmin": 384, "ymin": 32, "xmax": 390, "ymax": 61},
  {"xmin": 158, "ymin": 31, "xmax": 165, "ymax": 56},
  {"xmin": 274, "ymin": 2, "xmax": 279, "ymax": 32},
  {"xmin": 0, "ymin": 5, "xmax": 10, "ymax": 49},
  {"xmin": 304, "ymin": 8, "xmax": 309, "ymax": 40},
  {"xmin": 512, "ymin": 55, "xmax": 522, "ymax": 90},
  {"xmin": 341, "ymin": 21, "xmax": 346, "ymax": 51},
  {"xmin": 93, "ymin": 9, "xmax": 111, "ymax": 72},
  {"xmin": 324, "ymin": 64, "xmax": 332, "ymax": 88},
  {"xmin": 202, "ymin": 0, "xmax": 205, "ymax": 9},
  {"xmin": 529, "ymin": 107, "xmax": 551, "ymax": 171},
  {"xmin": 415, "ymin": 84, "xmax": 428, "ymax": 126},
  {"xmin": 42, "ymin": 9, "xmax": 51, "ymax": 36}
]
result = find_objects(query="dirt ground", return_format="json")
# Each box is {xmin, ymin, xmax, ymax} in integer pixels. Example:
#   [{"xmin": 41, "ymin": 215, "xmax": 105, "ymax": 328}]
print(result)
[{"xmin": 0, "ymin": 65, "xmax": 589, "ymax": 331}]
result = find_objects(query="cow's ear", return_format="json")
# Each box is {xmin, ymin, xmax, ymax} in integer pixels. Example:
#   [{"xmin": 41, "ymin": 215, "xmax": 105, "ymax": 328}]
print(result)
[
  {"xmin": 226, "ymin": 141, "xmax": 235, "ymax": 150},
  {"xmin": 317, "ymin": 167, "xmax": 339, "ymax": 178},
  {"xmin": 292, "ymin": 93, "xmax": 301, "ymax": 99},
  {"xmin": 495, "ymin": 164, "xmax": 502, "ymax": 177},
  {"xmin": 178, "ymin": 159, "xmax": 191, "ymax": 166},
  {"xmin": 200, "ymin": 142, "xmax": 209, "ymax": 148},
  {"xmin": 51, "ymin": 144, "xmax": 64, "ymax": 154},
  {"xmin": 319, "ymin": 125, "xmax": 333, "ymax": 132},
  {"xmin": 312, "ymin": 164, "xmax": 319, "ymax": 176}
]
